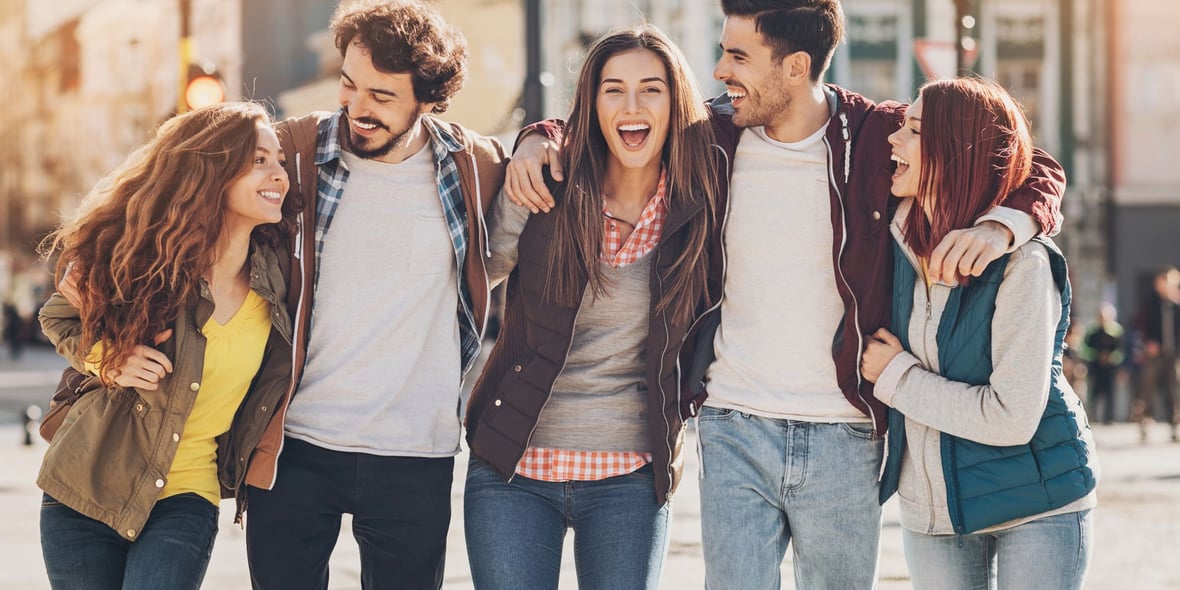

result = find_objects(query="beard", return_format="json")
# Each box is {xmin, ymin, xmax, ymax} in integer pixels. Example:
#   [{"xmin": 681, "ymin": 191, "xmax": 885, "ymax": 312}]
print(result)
[
  {"xmin": 730, "ymin": 70, "xmax": 792, "ymax": 129},
  {"xmin": 347, "ymin": 113, "xmax": 419, "ymax": 160}
]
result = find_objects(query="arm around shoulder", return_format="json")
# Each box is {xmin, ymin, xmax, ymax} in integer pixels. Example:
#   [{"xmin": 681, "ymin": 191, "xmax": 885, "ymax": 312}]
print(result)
[{"xmin": 999, "ymin": 148, "xmax": 1066, "ymax": 237}]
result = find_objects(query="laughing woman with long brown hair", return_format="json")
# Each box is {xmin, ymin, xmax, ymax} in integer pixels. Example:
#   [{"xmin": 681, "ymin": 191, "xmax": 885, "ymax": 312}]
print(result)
[
  {"xmin": 462, "ymin": 25, "xmax": 719, "ymax": 589},
  {"xmin": 36, "ymin": 102, "xmax": 295, "ymax": 590}
]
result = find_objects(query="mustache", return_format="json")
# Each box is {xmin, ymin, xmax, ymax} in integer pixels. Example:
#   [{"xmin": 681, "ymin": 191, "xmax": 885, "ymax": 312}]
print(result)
[{"xmin": 348, "ymin": 114, "xmax": 389, "ymax": 132}]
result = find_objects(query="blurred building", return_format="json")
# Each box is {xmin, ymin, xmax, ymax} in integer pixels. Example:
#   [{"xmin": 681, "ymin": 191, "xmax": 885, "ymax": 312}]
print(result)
[
  {"xmin": 3, "ymin": 0, "xmax": 1179, "ymax": 321},
  {"xmin": 0, "ymin": 0, "xmax": 241, "ymax": 259}
]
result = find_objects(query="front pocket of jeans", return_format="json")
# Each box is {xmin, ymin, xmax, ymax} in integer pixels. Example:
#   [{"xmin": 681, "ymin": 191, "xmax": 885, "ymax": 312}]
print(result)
[
  {"xmin": 696, "ymin": 407, "xmax": 741, "ymax": 423},
  {"xmin": 840, "ymin": 422, "xmax": 877, "ymax": 440}
]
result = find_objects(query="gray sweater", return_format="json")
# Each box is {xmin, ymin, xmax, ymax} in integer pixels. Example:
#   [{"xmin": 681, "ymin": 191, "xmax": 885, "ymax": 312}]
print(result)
[{"xmin": 487, "ymin": 191, "xmax": 652, "ymax": 452}]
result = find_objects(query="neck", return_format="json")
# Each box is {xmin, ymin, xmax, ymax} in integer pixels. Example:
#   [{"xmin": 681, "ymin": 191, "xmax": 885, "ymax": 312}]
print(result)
[
  {"xmin": 602, "ymin": 160, "xmax": 661, "ymax": 207},
  {"xmin": 764, "ymin": 83, "xmax": 829, "ymax": 144},
  {"xmin": 210, "ymin": 224, "xmax": 253, "ymax": 288},
  {"xmin": 378, "ymin": 118, "xmax": 430, "ymax": 164}
]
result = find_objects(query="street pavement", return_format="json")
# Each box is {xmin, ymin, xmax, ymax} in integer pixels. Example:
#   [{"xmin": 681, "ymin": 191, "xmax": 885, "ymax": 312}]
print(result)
[{"xmin": 2, "ymin": 346, "xmax": 1179, "ymax": 588}]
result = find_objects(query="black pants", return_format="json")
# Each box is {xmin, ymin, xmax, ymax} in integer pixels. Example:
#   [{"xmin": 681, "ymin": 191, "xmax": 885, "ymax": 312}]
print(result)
[{"xmin": 246, "ymin": 437, "xmax": 454, "ymax": 590}]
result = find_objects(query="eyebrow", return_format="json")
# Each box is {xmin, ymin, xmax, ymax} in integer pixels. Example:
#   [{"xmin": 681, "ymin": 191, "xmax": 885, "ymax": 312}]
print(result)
[
  {"xmin": 340, "ymin": 70, "xmax": 398, "ymax": 98},
  {"xmin": 257, "ymin": 145, "xmax": 286, "ymax": 158},
  {"xmin": 720, "ymin": 43, "xmax": 750, "ymax": 58},
  {"xmin": 601, "ymin": 77, "xmax": 667, "ymax": 85}
]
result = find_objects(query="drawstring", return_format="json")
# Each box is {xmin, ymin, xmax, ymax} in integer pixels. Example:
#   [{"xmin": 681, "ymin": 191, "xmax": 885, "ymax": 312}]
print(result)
[{"xmin": 840, "ymin": 112, "xmax": 851, "ymax": 184}]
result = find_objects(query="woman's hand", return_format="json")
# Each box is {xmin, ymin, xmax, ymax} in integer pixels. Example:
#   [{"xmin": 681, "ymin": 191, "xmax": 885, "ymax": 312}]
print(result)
[
  {"xmin": 106, "ymin": 330, "xmax": 174, "ymax": 390},
  {"xmin": 861, "ymin": 328, "xmax": 904, "ymax": 384}
]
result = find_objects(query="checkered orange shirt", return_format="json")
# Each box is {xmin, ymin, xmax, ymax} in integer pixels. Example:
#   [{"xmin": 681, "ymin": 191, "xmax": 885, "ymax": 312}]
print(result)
[{"xmin": 514, "ymin": 170, "xmax": 668, "ymax": 483}]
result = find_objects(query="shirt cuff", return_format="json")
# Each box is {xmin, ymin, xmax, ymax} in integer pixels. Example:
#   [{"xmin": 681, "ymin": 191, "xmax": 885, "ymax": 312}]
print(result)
[
  {"xmin": 873, "ymin": 351, "xmax": 921, "ymax": 407},
  {"xmin": 976, "ymin": 206, "xmax": 1038, "ymax": 253}
]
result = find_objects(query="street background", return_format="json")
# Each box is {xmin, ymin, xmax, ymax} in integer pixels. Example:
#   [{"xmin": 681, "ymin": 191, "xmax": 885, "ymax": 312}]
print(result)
[{"xmin": 2, "ymin": 346, "xmax": 1179, "ymax": 589}]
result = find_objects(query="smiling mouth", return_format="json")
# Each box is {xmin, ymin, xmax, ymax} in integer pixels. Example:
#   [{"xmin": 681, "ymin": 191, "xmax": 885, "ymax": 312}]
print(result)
[
  {"xmin": 259, "ymin": 190, "xmax": 283, "ymax": 203},
  {"xmin": 349, "ymin": 116, "xmax": 385, "ymax": 134},
  {"xmin": 726, "ymin": 87, "xmax": 747, "ymax": 106},
  {"xmin": 890, "ymin": 154, "xmax": 910, "ymax": 178},
  {"xmin": 617, "ymin": 123, "xmax": 651, "ymax": 149}
]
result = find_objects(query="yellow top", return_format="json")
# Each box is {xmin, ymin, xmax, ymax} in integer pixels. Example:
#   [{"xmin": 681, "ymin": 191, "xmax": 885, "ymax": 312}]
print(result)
[{"xmin": 162, "ymin": 289, "xmax": 271, "ymax": 505}]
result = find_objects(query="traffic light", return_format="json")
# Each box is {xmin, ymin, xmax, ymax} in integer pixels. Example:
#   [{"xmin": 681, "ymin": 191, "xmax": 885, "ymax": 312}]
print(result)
[{"xmin": 183, "ymin": 61, "xmax": 225, "ymax": 112}]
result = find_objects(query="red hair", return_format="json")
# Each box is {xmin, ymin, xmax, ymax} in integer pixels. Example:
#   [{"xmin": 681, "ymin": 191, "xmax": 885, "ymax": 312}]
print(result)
[{"xmin": 902, "ymin": 77, "xmax": 1033, "ymax": 261}]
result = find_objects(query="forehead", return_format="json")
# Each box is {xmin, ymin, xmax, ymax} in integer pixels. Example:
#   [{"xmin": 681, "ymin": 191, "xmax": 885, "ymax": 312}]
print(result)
[
  {"xmin": 256, "ymin": 124, "xmax": 281, "ymax": 149},
  {"xmin": 906, "ymin": 96, "xmax": 924, "ymax": 120},
  {"xmin": 599, "ymin": 48, "xmax": 666, "ymax": 82},
  {"xmin": 720, "ymin": 15, "xmax": 772, "ymax": 55},
  {"xmin": 342, "ymin": 42, "xmax": 414, "ymax": 90}
]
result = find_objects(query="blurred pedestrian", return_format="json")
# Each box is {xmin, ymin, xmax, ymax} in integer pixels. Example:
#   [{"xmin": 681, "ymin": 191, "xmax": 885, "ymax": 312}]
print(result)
[
  {"xmin": 1082, "ymin": 303, "xmax": 1125, "ymax": 424},
  {"xmin": 863, "ymin": 77, "xmax": 1098, "ymax": 590},
  {"xmin": 36, "ymin": 102, "xmax": 294, "ymax": 590},
  {"xmin": 1131, "ymin": 266, "xmax": 1180, "ymax": 442}
]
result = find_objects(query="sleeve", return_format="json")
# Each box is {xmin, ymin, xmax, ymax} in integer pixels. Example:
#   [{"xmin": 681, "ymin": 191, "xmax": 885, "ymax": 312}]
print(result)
[
  {"xmin": 976, "ymin": 206, "xmax": 1039, "ymax": 253},
  {"xmin": 512, "ymin": 119, "xmax": 566, "ymax": 154},
  {"xmin": 888, "ymin": 244, "xmax": 1061, "ymax": 446},
  {"xmin": 38, "ymin": 293, "xmax": 89, "ymax": 373},
  {"xmin": 994, "ymin": 148, "xmax": 1066, "ymax": 237},
  {"xmin": 485, "ymin": 186, "xmax": 533, "ymax": 286}
]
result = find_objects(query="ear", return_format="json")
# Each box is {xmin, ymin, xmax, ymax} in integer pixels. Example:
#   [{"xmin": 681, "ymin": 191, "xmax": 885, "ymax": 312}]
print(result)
[
  {"xmin": 786, "ymin": 51, "xmax": 812, "ymax": 81},
  {"xmin": 419, "ymin": 101, "xmax": 440, "ymax": 115}
]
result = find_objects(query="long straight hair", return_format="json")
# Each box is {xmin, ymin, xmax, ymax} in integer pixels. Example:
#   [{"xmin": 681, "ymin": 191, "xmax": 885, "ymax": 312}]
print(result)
[
  {"xmin": 40, "ymin": 102, "xmax": 292, "ymax": 379},
  {"xmin": 903, "ymin": 77, "xmax": 1033, "ymax": 260},
  {"xmin": 547, "ymin": 25, "xmax": 719, "ymax": 326}
]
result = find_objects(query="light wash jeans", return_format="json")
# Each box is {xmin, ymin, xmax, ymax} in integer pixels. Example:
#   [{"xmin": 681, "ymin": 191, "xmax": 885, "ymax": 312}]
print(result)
[
  {"xmin": 902, "ymin": 509, "xmax": 1093, "ymax": 590},
  {"xmin": 463, "ymin": 457, "xmax": 671, "ymax": 590},
  {"xmin": 697, "ymin": 407, "xmax": 885, "ymax": 589}
]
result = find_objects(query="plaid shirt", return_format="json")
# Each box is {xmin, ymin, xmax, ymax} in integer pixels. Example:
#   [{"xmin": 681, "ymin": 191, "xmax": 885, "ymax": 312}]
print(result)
[
  {"xmin": 515, "ymin": 169, "xmax": 668, "ymax": 482},
  {"xmin": 311, "ymin": 110, "xmax": 480, "ymax": 371}
]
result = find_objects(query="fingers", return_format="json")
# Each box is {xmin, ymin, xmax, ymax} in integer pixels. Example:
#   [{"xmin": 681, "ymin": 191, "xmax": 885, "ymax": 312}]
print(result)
[
  {"xmin": 152, "ymin": 329, "xmax": 174, "ymax": 346},
  {"xmin": 58, "ymin": 262, "xmax": 83, "ymax": 309},
  {"xmin": 547, "ymin": 145, "xmax": 564, "ymax": 182},
  {"xmin": 929, "ymin": 226, "xmax": 1007, "ymax": 283},
  {"xmin": 111, "ymin": 344, "xmax": 173, "ymax": 390},
  {"xmin": 871, "ymin": 328, "xmax": 901, "ymax": 347}
]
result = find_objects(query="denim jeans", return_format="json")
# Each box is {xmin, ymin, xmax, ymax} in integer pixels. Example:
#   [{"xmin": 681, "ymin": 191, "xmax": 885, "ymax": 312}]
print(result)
[
  {"xmin": 696, "ymin": 407, "xmax": 885, "ymax": 589},
  {"xmin": 246, "ymin": 437, "xmax": 454, "ymax": 590},
  {"xmin": 40, "ymin": 492, "xmax": 218, "ymax": 590},
  {"xmin": 902, "ymin": 509, "xmax": 1093, "ymax": 590},
  {"xmin": 464, "ymin": 457, "xmax": 671, "ymax": 590}
]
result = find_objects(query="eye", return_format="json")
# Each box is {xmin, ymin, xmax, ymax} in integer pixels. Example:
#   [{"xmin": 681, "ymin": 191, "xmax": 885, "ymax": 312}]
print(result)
[
  {"xmin": 642, "ymin": 86, "xmax": 663, "ymax": 94},
  {"xmin": 255, "ymin": 157, "xmax": 268, "ymax": 165},
  {"xmin": 602, "ymin": 87, "xmax": 623, "ymax": 94},
  {"xmin": 278, "ymin": 160, "xmax": 288, "ymax": 167},
  {"xmin": 373, "ymin": 95, "xmax": 392, "ymax": 104}
]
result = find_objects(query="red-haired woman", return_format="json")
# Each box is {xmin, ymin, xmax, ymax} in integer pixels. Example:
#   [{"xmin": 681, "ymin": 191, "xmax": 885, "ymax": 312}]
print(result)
[
  {"xmin": 37, "ymin": 102, "xmax": 295, "ymax": 590},
  {"xmin": 860, "ymin": 77, "xmax": 1099, "ymax": 589}
]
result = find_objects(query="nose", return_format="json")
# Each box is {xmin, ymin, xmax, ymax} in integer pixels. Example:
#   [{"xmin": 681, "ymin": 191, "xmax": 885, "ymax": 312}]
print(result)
[
  {"xmin": 624, "ymin": 89, "xmax": 641, "ymax": 113},
  {"xmin": 887, "ymin": 128, "xmax": 901, "ymax": 147},
  {"xmin": 713, "ymin": 59, "xmax": 727, "ymax": 82}
]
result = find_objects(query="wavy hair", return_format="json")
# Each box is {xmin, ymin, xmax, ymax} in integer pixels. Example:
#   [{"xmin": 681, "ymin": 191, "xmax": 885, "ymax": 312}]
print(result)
[
  {"xmin": 40, "ymin": 102, "xmax": 289, "ymax": 379},
  {"xmin": 331, "ymin": 0, "xmax": 468, "ymax": 113},
  {"xmin": 720, "ymin": 0, "xmax": 844, "ymax": 81},
  {"xmin": 902, "ymin": 77, "xmax": 1033, "ymax": 261},
  {"xmin": 548, "ymin": 25, "xmax": 719, "ymax": 326}
]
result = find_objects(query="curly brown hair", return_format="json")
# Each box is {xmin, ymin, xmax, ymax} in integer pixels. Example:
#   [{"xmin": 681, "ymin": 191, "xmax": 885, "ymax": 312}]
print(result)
[
  {"xmin": 331, "ymin": 0, "xmax": 468, "ymax": 113},
  {"xmin": 40, "ymin": 102, "xmax": 292, "ymax": 379}
]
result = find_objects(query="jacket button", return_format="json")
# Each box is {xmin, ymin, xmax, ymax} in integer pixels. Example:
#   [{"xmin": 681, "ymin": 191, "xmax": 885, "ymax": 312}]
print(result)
[
  {"xmin": 135, "ymin": 404, "xmax": 144, "ymax": 412},
  {"xmin": 513, "ymin": 365, "xmax": 522, "ymax": 372},
  {"xmin": 189, "ymin": 382, "xmax": 200, "ymax": 392},
  {"xmin": 872, "ymin": 210, "xmax": 881, "ymax": 221},
  {"xmin": 260, "ymin": 406, "xmax": 268, "ymax": 412},
  {"xmin": 494, "ymin": 399, "xmax": 502, "ymax": 407},
  {"xmin": 155, "ymin": 479, "xmax": 165, "ymax": 488},
  {"xmin": 172, "ymin": 433, "xmax": 180, "ymax": 442},
  {"xmin": 126, "ymin": 529, "xmax": 136, "ymax": 537}
]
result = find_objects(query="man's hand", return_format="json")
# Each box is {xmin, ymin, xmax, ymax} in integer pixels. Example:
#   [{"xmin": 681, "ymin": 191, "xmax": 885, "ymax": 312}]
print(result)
[
  {"xmin": 861, "ymin": 328, "xmax": 904, "ymax": 384},
  {"xmin": 58, "ymin": 261, "xmax": 83, "ymax": 309},
  {"xmin": 505, "ymin": 133, "xmax": 562, "ymax": 214},
  {"xmin": 928, "ymin": 220, "xmax": 1014, "ymax": 284},
  {"xmin": 106, "ymin": 329, "xmax": 174, "ymax": 390}
]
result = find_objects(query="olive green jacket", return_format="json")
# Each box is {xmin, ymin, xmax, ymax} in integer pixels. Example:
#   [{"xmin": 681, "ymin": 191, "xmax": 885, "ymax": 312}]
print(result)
[{"xmin": 37, "ymin": 243, "xmax": 293, "ymax": 541}]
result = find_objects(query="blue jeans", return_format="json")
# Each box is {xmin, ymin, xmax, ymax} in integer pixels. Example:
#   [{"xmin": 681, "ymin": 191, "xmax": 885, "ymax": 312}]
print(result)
[
  {"xmin": 464, "ymin": 457, "xmax": 671, "ymax": 590},
  {"xmin": 697, "ymin": 407, "xmax": 885, "ymax": 589},
  {"xmin": 40, "ymin": 492, "xmax": 218, "ymax": 590},
  {"xmin": 902, "ymin": 509, "xmax": 1093, "ymax": 590}
]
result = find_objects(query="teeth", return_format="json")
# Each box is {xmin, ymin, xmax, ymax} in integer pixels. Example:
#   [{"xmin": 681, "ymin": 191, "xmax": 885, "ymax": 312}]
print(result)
[
  {"xmin": 353, "ymin": 120, "xmax": 376, "ymax": 130},
  {"xmin": 727, "ymin": 89, "xmax": 746, "ymax": 100},
  {"xmin": 891, "ymin": 154, "xmax": 910, "ymax": 166},
  {"xmin": 618, "ymin": 123, "xmax": 649, "ymax": 131},
  {"xmin": 259, "ymin": 191, "xmax": 282, "ymax": 200}
]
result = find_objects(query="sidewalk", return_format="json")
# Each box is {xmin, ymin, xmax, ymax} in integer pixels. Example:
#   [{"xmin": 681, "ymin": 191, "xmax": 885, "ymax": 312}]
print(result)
[{"xmin": 2, "ymin": 420, "xmax": 1178, "ymax": 589}]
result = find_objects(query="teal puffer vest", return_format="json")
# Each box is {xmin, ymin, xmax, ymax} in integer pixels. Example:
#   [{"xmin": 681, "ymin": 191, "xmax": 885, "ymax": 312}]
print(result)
[{"xmin": 878, "ymin": 238, "xmax": 1097, "ymax": 534}]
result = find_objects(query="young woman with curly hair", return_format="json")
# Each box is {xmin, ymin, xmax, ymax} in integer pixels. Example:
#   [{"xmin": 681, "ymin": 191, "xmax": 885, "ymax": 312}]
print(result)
[{"xmin": 36, "ymin": 101, "xmax": 295, "ymax": 590}]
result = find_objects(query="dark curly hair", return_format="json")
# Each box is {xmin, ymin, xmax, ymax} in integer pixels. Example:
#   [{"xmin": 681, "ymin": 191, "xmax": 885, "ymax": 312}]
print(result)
[{"xmin": 331, "ymin": 0, "xmax": 468, "ymax": 113}]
